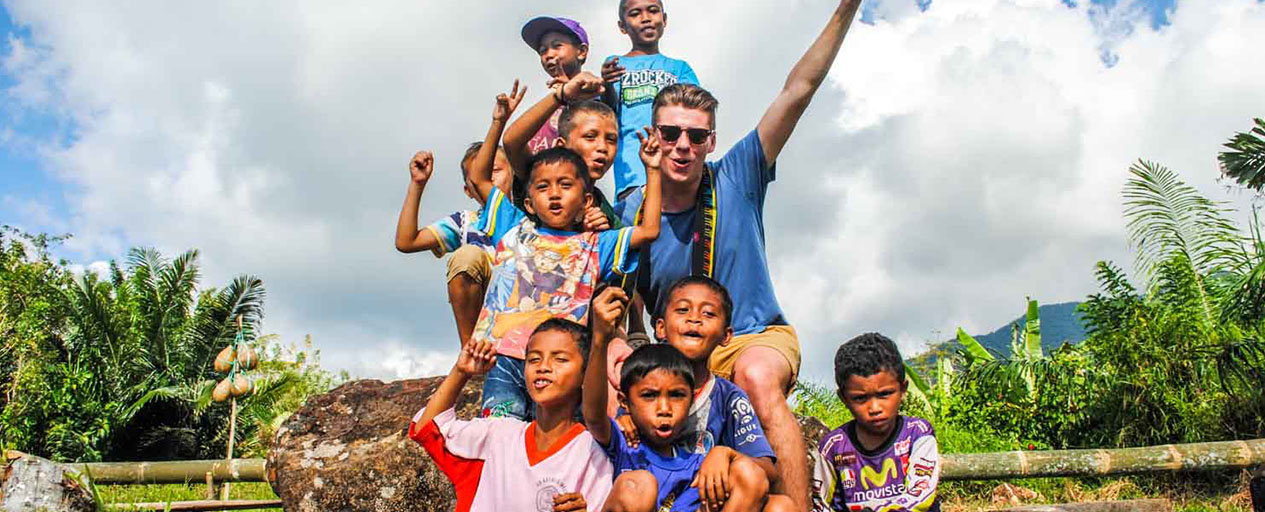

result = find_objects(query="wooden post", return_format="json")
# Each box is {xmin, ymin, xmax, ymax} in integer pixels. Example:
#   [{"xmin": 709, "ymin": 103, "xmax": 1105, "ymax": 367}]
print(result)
[
  {"xmin": 204, "ymin": 471, "xmax": 214, "ymax": 500},
  {"xmin": 222, "ymin": 315, "xmax": 243, "ymax": 501}
]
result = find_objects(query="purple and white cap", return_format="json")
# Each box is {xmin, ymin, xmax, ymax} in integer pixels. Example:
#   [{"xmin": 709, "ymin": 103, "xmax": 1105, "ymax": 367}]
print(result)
[{"xmin": 521, "ymin": 16, "xmax": 589, "ymax": 50}]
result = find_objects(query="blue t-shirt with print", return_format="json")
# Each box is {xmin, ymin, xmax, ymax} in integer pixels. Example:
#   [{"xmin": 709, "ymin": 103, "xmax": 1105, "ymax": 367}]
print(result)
[
  {"xmin": 679, "ymin": 376, "xmax": 776, "ymax": 461},
  {"xmin": 604, "ymin": 53, "xmax": 698, "ymax": 196},
  {"xmin": 603, "ymin": 418, "xmax": 704, "ymax": 512},
  {"xmin": 614, "ymin": 129, "xmax": 785, "ymax": 337}
]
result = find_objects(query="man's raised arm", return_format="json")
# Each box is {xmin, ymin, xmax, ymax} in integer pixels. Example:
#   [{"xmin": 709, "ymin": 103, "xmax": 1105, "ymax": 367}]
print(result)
[{"xmin": 756, "ymin": 0, "xmax": 861, "ymax": 168}]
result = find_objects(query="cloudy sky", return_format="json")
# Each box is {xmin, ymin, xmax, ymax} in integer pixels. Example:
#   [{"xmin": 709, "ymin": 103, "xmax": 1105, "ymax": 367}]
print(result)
[{"xmin": 1, "ymin": 0, "xmax": 1262, "ymax": 384}]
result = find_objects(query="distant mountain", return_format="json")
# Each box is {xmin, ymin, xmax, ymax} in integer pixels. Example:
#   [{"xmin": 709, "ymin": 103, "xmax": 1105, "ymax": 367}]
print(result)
[{"xmin": 907, "ymin": 301, "xmax": 1088, "ymax": 368}]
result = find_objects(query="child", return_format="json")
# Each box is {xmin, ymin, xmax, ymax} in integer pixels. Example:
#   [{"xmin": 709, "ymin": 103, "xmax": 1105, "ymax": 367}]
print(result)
[
  {"xmin": 394, "ymin": 144, "xmax": 512, "ymax": 345},
  {"xmin": 813, "ymin": 333, "xmax": 941, "ymax": 512},
  {"xmin": 507, "ymin": 16, "xmax": 593, "ymax": 159},
  {"xmin": 467, "ymin": 81, "xmax": 663, "ymax": 420},
  {"xmin": 601, "ymin": 0, "xmax": 699, "ymax": 198},
  {"xmin": 584, "ymin": 287, "xmax": 792, "ymax": 512},
  {"xmin": 409, "ymin": 321, "xmax": 609, "ymax": 512}
]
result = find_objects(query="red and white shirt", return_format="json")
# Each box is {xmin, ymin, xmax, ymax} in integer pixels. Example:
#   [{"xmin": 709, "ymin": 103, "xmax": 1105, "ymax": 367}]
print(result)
[{"xmin": 409, "ymin": 407, "xmax": 614, "ymax": 512}]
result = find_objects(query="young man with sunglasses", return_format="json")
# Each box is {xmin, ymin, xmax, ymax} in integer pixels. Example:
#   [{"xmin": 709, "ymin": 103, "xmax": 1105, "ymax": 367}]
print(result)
[{"xmin": 613, "ymin": 0, "xmax": 861, "ymax": 509}]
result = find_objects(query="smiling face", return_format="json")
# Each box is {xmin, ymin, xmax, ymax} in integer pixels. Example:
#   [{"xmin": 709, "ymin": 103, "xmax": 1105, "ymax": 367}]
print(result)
[
  {"xmin": 622, "ymin": 368, "xmax": 692, "ymax": 452},
  {"xmin": 655, "ymin": 283, "xmax": 732, "ymax": 366},
  {"xmin": 838, "ymin": 369, "xmax": 907, "ymax": 442},
  {"xmin": 524, "ymin": 329, "xmax": 586, "ymax": 409},
  {"xmin": 537, "ymin": 31, "xmax": 587, "ymax": 79},
  {"xmin": 653, "ymin": 105, "xmax": 716, "ymax": 187},
  {"xmin": 559, "ymin": 111, "xmax": 619, "ymax": 181},
  {"xmin": 524, "ymin": 160, "xmax": 592, "ymax": 230},
  {"xmin": 619, "ymin": 0, "xmax": 666, "ymax": 47}
]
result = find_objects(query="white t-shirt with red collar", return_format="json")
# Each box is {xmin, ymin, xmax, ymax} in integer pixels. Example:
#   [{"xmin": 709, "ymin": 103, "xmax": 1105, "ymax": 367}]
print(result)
[{"xmin": 409, "ymin": 406, "xmax": 613, "ymax": 512}]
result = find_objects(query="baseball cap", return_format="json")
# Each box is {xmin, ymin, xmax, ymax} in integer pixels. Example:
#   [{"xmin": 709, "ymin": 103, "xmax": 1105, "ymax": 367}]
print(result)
[{"xmin": 521, "ymin": 16, "xmax": 589, "ymax": 51}]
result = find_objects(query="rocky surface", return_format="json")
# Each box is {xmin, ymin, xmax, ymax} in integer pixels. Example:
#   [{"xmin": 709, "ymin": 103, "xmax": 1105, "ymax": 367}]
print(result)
[
  {"xmin": 267, "ymin": 376, "xmax": 482, "ymax": 512},
  {"xmin": 1, "ymin": 450, "xmax": 95, "ymax": 512}
]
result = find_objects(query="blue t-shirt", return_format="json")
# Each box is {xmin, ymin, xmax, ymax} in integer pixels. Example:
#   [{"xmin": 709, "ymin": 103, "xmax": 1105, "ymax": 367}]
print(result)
[
  {"xmin": 604, "ymin": 54, "xmax": 699, "ymax": 196},
  {"xmin": 603, "ymin": 418, "xmax": 704, "ymax": 512},
  {"xmin": 615, "ymin": 129, "xmax": 785, "ymax": 336},
  {"xmin": 679, "ymin": 376, "xmax": 776, "ymax": 461}
]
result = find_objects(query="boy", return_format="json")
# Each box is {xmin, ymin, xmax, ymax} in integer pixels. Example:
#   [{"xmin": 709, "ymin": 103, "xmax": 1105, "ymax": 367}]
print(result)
[
  {"xmin": 813, "ymin": 333, "xmax": 941, "ymax": 512},
  {"xmin": 601, "ymin": 0, "xmax": 699, "ymax": 198},
  {"xmin": 466, "ymin": 81, "xmax": 663, "ymax": 420},
  {"xmin": 509, "ymin": 16, "xmax": 592, "ymax": 159},
  {"xmin": 394, "ymin": 144, "xmax": 512, "ymax": 345},
  {"xmin": 611, "ymin": 277, "xmax": 781, "ymax": 498},
  {"xmin": 410, "ymin": 321, "xmax": 609, "ymax": 512},
  {"xmin": 584, "ymin": 287, "xmax": 792, "ymax": 512}
]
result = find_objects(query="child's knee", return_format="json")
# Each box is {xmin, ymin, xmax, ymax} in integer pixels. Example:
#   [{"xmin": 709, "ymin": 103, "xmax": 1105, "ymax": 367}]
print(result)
[
  {"xmin": 761, "ymin": 494, "xmax": 795, "ymax": 512},
  {"xmin": 729, "ymin": 456, "xmax": 770, "ymax": 497},
  {"xmin": 604, "ymin": 470, "xmax": 658, "ymax": 512}
]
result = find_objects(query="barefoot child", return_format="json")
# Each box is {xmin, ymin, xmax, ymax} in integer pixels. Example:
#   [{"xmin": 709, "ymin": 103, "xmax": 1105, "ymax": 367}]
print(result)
[
  {"xmin": 409, "ymin": 322, "xmax": 609, "ymax": 512},
  {"xmin": 813, "ymin": 333, "xmax": 942, "ymax": 512},
  {"xmin": 467, "ymin": 81, "xmax": 663, "ymax": 420},
  {"xmin": 584, "ymin": 287, "xmax": 793, "ymax": 512},
  {"xmin": 601, "ymin": 0, "xmax": 699, "ymax": 198},
  {"xmin": 394, "ymin": 144, "xmax": 512, "ymax": 345}
]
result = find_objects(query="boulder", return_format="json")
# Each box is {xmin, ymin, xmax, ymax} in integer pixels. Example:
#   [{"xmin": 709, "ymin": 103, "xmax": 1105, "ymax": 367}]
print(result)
[
  {"xmin": 1, "ymin": 450, "xmax": 95, "ymax": 512},
  {"xmin": 267, "ymin": 376, "xmax": 482, "ymax": 512}
]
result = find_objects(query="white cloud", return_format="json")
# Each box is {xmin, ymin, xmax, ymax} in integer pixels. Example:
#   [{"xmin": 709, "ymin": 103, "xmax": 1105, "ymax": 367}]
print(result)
[{"xmin": 3, "ymin": 0, "xmax": 1263, "ymax": 382}]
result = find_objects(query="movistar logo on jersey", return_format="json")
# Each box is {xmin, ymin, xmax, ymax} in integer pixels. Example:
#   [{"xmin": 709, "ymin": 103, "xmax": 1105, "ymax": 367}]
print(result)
[
  {"xmin": 621, "ymin": 69, "xmax": 679, "ymax": 106},
  {"xmin": 859, "ymin": 457, "xmax": 899, "ymax": 489}
]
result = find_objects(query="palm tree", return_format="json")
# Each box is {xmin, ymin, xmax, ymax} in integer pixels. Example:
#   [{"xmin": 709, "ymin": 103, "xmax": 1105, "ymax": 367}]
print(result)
[{"xmin": 1219, "ymin": 117, "xmax": 1265, "ymax": 192}]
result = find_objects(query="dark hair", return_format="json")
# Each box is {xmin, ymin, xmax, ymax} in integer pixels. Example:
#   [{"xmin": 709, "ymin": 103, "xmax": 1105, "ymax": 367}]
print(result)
[
  {"xmin": 619, "ymin": 344, "xmax": 695, "ymax": 395},
  {"xmin": 653, "ymin": 84, "xmax": 719, "ymax": 129},
  {"xmin": 459, "ymin": 142, "xmax": 483, "ymax": 179},
  {"xmin": 558, "ymin": 100, "xmax": 616, "ymax": 143},
  {"xmin": 532, "ymin": 318, "xmax": 592, "ymax": 368},
  {"xmin": 525, "ymin": 146, "xmax": 593, "ymax": 192},
  {"xmin": 618, "ymin": 0, "xmax": 665, "ymax": 20},
  {"xmin": 657, "ymin": 275, "xmax": 733, "ymax": 328},
  {"xmin": 834, "ymin": 332, "xmax": 905, "ymax": 391}
]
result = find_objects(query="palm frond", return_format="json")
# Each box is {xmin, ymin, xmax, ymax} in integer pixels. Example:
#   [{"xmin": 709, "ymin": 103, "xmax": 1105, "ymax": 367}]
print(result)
[
  {"xmin": 1218, "ymin": 117, "xmax": 1265, "ymax": 192},
  {"xmin": 955, "ymin": 327, "xmax": 995, "ymax": 363}
]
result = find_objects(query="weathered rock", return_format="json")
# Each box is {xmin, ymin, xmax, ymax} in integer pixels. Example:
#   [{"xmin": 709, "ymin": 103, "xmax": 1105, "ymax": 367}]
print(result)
[
  {"xmin": 267, "ymin": 376, "xmax": 482, "ymax": 512},
  {"xmin": 1, "ymin": 450, "xmax": 95, "ymax": 512}
]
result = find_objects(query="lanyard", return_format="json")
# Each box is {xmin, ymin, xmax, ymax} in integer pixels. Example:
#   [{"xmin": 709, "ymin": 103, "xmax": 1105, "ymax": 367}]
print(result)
[{"xmin": 619, "ymin": 166, "xmax": 718, "ymax": 300}]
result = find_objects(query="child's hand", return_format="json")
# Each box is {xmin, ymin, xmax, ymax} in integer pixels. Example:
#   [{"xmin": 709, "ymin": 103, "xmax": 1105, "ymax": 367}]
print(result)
[
  {"xmin": 615, "ymin": 414, "xmax": 640, "ymax": 448},
  {"xmin": 551, "ymin": 492, "xmax": 586, "ymax": 512},
  {"xmin": 560, "ymin": 72, "xmax": 605, "ymax": 103},
  {"xmin": 454, "ymin": 340, "xmax": 496, "ymax": 376},
  {"xmin": 601, "ymin": 57, "xmax": 626, "ymax": 84},
  {"xmin": 693, "ymin": 446, "xmax": 734, "ymax": 511},
  {"xmin": 582, "ymin": 205, "xmax": 610, "ymax": 232},
  {"xmin": 635, "ymin": 126, "xmax": 662, "ymax": 172},
  {"xmin": 409, "ymin": 150, "xmax": 434, "ymax": 184},
  {"xmin": 493, "ymin": 79, "xmax": 527, "ymax": 122},
  {"xmin": 591, "ymin": 286, "xmax": 629, "ymax": 341}
]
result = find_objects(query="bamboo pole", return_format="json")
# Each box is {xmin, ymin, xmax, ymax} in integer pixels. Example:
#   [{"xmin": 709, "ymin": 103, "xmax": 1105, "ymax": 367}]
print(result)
[
  {"xmin": 222, "ymin": 315, "xmax": 243, "ymax": 501},
  {"xmin": 988, "ymin": 500, "xmax": 1172, "ymax": 512},
  {"xmin": 73, "ymin": 459, "xmax": 267, "ymax": 484},
  {"xmin": 942, "ymin": 438, "xmax": 1265, "ymax": 480},
  {"xmin": 106, "ymin": 499, "xmax": 282, "ymax": 511}
]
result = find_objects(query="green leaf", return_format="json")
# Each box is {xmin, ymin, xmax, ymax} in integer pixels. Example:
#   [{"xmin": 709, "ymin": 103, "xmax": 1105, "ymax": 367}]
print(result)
[
  {"xmin": 957, "ymin": 327, "xmax": 994, "ymax": 363},
  {"xmin": 1218, "ymin": 117, "xmax": 1265, "ymax": 192},
  {"xmin": 1024, "ymin": 297, "xmax": 1042, "ymax": 359}
]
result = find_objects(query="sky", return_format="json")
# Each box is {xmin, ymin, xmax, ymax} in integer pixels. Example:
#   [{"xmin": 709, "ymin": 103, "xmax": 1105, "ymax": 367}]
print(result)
[{"xmin": 1, "ymin": 0, "xmax": 1262, "ymax": 384}]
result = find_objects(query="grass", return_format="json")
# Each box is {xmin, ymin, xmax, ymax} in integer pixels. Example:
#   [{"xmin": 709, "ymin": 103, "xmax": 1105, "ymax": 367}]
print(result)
[{"xmin": 95, "ymin": 482, "xmax": 280, "ymax": 511}]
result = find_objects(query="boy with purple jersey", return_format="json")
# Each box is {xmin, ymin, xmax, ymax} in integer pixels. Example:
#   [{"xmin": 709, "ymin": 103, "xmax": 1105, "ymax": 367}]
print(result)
[{"xmin": 813, "ymin": 333, "xmax": 941, "ymax": 512}]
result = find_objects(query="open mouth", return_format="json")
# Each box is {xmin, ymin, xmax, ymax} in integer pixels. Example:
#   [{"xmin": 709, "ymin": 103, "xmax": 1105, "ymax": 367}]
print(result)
[
  {"xmin": 681, "ymin": 329, "xmax": 705, "ymax": 343},
  {"xmin": 532, "ymin": 378, "xmax": 552, "ymax": 390},
  {"xmin": 547, "ymin": 202, "xmax": 564, "ymax": 215},
  {"xmin": 653, "ymin": 423, "xmax": 675, "ymax": 438}
]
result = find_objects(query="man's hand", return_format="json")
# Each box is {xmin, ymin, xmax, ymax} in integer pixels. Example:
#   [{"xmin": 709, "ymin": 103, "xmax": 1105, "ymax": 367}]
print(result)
[
  {"xmin": 493, "ymin": 80, "xmax": 527, "ymax": 122},
  {"xmin": 602, "ymin": 57, "xmax": 626, "ymax": 84},
  {"xmin": 592, "ymin": 286, "xmax": 629, "ymax": 342},
  {"xmin": 635, "ymin": 126, "xmax": 661, "ymax": 172},
  {"xmin": 582, "ymin": 206, "xmax": 611, "ymax": 232},
  {"xmin": 552, "ymin": 492, "xmax": 586, "ymax": 512},
  {"xmin": 560, "ymin": 72, "xmax": 605, "ymax": 103},
  {"xmin": 693, "ymin": 446, "xmax": 735, "ymax": 511},
  {"xmin": 409, "ymin": 151, "xmax": 434, "ymax": 185},
  {"xmin": 454, "ymin": 340, "xmax": 496, "ymax": 376},
  {"xmin": 615, "ymin": 414, "xmax": 640, "ymax": 448}
]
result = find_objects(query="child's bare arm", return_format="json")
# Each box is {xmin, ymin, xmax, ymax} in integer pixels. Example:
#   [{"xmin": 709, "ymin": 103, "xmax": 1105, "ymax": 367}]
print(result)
[
  {"xmin": 395, "ymin": 151, "xmax": 443, "ymax": 253},
  {"xmin": 415, "ymin": 340, "xmax": 496, "ymax": 428},
  {"xmin": 470, "ymin": 81, "xmax": 527, "ymax": 202},
  {"xmin": 628, "ymin": 127, "xmax": 662, "ymax": 249},
  {"xmin": 504, "ymin": 73, "xmax": 607, "ymax": 180},
  {"xmin": 756, "ymin": 0, "xmax": 861, "ymax": 168},
  {"xmin": 582, "ymin": 287, "xmax": 629, "ymax": 445}
]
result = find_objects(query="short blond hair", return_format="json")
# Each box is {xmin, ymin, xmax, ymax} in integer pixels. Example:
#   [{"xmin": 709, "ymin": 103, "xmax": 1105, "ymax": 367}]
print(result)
[{"xmin": 652, "ymin": 84, "xmax": 719, "ymax": 129}]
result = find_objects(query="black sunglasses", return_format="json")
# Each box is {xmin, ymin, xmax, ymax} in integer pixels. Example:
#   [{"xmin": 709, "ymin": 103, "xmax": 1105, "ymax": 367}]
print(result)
[{"xmin": 656, "ymin": 125, "xmax": 713, "ymax": 145}]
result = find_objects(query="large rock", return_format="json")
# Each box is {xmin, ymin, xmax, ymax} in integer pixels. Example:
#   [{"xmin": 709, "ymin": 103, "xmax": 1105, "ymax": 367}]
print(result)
[
  {"xmin": 1, "ymin": 451, "xmax": 95, "ymax": 512},
  {"xmin": 267, "ymin": 376, "xmax": 482, "ymax": 512}
]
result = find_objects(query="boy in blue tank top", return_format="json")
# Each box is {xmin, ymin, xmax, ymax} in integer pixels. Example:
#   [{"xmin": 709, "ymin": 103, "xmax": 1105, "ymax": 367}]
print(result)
[{"xmin": 601, "ymin": 0, "xmax": 699, "ymax": 198}]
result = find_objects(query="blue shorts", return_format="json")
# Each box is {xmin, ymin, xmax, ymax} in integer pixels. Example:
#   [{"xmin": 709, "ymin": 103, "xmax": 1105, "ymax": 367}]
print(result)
[{"xmin": 481, "ymin": 355, "xmax": 532, "ymax": 420}]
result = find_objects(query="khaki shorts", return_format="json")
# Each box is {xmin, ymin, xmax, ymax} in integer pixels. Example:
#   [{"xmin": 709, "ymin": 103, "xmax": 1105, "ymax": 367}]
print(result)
[
  {"xmin": 708, "ymin": 325, "xmax": 801, "ymax": 391},
  {"xmin": 445, "ymin": 245, "xmax": 492, "ymax": 286}
]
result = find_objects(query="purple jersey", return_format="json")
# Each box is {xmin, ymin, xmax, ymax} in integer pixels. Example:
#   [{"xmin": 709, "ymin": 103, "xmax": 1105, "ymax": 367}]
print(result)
[{"xmin": 812, "ymin": 416, "xmax": 941, "ymax": 512}]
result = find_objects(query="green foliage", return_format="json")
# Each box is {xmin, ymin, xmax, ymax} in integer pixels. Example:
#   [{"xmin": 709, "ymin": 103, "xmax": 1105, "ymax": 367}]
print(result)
[
  {"xmin": 0, "ymin": 228, "xmax": 338, "ymax": 462},
  {"xmin": 1219, "ymin": 117, "xmax": 1265, "ymax": 192}
]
